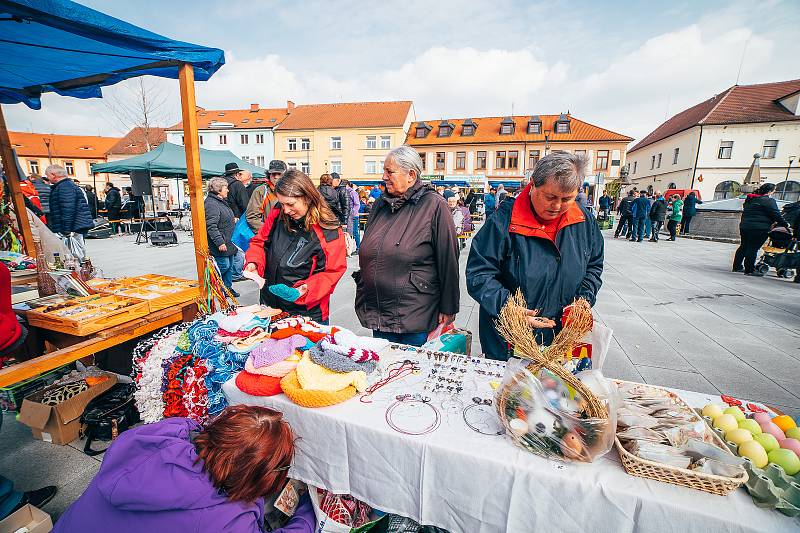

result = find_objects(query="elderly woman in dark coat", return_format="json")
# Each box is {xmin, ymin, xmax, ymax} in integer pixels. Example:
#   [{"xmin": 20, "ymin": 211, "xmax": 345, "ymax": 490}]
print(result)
[
  {"xmin": 732, "ymin": 182, "xmax": 789, "ymax": 276},
  {"xmin": 205, "ymin": 177, "xmax": 238, "ymax": 293},
  {"xmin": 354, "ymin": 146, "xmax": 460, "ymax": 347}
]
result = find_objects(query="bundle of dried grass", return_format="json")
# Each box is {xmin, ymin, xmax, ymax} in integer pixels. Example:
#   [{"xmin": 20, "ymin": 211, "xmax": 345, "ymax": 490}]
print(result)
[{"xmin": 496, "ymin": 290, "xmax": 606, "ymax": 419}]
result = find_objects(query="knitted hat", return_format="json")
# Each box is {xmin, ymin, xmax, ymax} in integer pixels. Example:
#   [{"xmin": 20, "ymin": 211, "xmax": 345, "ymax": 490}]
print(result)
[
  {"xmin": 296, "ymin": 352, "xmax": 367, "ymax": 392},
  {"xmin": 309, "ymin": 345, "xmax": 377, "ymax": 375},
  {"xmin": 245, "ymin": 351, "xmax": 301, "ymax": 378},
  {"xmin": 235, "ymin": 371, "xmax": 283, "ymax": 396},
  {"xmin": 280, "ymin": 370, "xmax": 356, "ymax": 408},
  {"xmin": 250, "ymin": 335, "xmax": 308, "ymax": 368}
]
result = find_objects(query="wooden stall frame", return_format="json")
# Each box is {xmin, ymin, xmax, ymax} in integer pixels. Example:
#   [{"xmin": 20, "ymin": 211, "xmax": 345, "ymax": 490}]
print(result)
[{"xmin": 0, "ymin": 106, "xmax": 35, "ymax": 254}]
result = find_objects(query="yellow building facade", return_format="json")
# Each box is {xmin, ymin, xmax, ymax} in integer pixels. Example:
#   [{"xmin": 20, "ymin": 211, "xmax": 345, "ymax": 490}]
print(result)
[{"xmin": 273, "ymin": 101, "xmax": 414, "ymax": 183}]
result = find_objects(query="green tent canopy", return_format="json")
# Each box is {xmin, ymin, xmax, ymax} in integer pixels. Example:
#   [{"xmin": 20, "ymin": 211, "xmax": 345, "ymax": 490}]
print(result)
[{"xmin": 91, "ymin": 142, "xmax": 265, "ymax": 178}]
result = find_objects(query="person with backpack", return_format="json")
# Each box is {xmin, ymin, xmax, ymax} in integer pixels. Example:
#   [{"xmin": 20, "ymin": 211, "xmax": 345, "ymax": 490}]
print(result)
[{"xmin": 614, "ymin": 190, "xmax": 635, "ymax": 238}]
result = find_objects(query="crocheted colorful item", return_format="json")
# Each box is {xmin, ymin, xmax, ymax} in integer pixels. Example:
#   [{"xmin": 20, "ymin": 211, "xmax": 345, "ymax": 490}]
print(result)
[
  {"xmin": 227, "ymin": 329, "xmax": 272, "ymax": 353},
  {"xmin": 271, "ymin": 326, "xmax": 328, "ymax": 343},
  {"xmin": 317, "ymin": 489, "xmax": 372, "ymax": 528},
  {"xmin": 245, "ymin": 351, "xmax": 301, "ymax": 377},
  {"xmin": 216, "ymin": 327, "xmax": 253, "ymax": 338},
  {"xmin": 182, "ymin": 358, "xmax": 209, "ymax": 424},
  {"xmin": 163, "ymin": 353, "xmax": 195, "ymax": 418},
  {"xmin": 235, "ymin": 371, "xmax": 283, "ymax": 396},
  {"xmin": 319, "ymin": 339, "xmax": 378, "ymax": 364},
  {"xmin": 135, "ymin": 328, "xmax": 186, "ymax": 423},
  {"xmin": 176, "ymin": 331, "xmax": 191, "ymax": 353},
  {"xmin": 308, "ymin": 345, "xmax": 377, "ymax": 375},
  {"xmin": 296, "ymin": 352, "xmax": 367, "ymax": 392},
  {"xmin": 280, "ymin": 370, "xmax": 357, "ymax": 408},
  {"xmin": 268, "ymin": 283, "xmax": 301, "ymax": 302},
  {"xmin": 250, "ymin": 335, "xmax": 308, "ymax": 368},
  {"xmin": 333, "ymin": 328, "xmax": 391, "ymax": 355}
]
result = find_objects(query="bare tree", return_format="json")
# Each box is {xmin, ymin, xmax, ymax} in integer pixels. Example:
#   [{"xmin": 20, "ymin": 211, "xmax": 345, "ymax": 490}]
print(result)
[{"xmin": 104, "ymin": 77, "xmax": 172, "ymax": 149}]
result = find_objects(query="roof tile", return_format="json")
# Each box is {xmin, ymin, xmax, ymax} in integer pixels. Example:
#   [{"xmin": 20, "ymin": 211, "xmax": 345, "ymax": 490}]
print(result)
[
  {"xmin": 106, "ymin": 127, "xmax": 166, "ymax": 155},
  {"xmin": 406, "ymin": 114, "xmax": 632, "ymax": 145},
  {"xmin": 167, "ymin": 106, "xmax": 289, "ymax": 131},
  {"xmin": 9, "ymin": 131, "xmax": 121, "ymax": 159},
  {"xmin": 276, "ymin": 101, "xmax": 412, "ymax": 130}
]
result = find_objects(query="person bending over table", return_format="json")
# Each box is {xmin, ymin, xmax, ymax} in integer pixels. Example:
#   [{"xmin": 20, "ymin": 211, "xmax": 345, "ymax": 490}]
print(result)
[
  {"xmin": 54, "ymin": 405, "xmax": 314, "ymax": 533},
  {"xmin": 354, "ymin": 146, "xmax": 460, "ymax": 347},
  {"xmin": 466, "ymin": 151, "xmax": 604, "ymax": 360},
  {"xmin": 245, "ymin": 169, "xmax": 347, "ymax": 324}
]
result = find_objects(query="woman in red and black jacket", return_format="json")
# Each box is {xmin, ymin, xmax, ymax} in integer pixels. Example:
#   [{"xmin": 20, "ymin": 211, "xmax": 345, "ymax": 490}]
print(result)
[{"xmin": 244, "ymin": 169, "xmax": 347, "ymax": 323}]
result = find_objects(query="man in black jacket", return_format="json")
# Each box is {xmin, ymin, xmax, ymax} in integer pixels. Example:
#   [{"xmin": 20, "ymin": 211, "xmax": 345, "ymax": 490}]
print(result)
[
  {"xmin": 46, "ymin": 165, "xmax": 93, "ymax": 259},
  {"xmin": 648, "ymin": 192, "xmax": 668, "ymax": 242},
  {"xmin": 614, "ymin": 190, "xmax": 635, "ymax": 238},
  {"xmin": 222, "ymin": 163, "xmax": 250, "ymax": 218},
  {"xmin": 466, "ymin": 151, "xmax": 603, "ymax": 360},
  {"xmin": 331, "ymin": 172, "xmax": 351, "ymax": 227},
  {"xmin": 104, "ymin": 182, "xmax": 122, "ymax": 233}
]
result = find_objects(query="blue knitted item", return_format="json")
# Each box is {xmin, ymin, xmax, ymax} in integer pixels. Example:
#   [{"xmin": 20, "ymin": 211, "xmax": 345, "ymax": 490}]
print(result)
[{"xmin": 268, "ymin": 283, "xmax": 301, "ymax": 302}]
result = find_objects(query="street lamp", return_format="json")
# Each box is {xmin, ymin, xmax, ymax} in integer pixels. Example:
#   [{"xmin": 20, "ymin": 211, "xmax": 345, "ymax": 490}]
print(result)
[
  {"xmin": 544, "ymin": 129, "xmax": 551, "ymax": 155},
  {"xmin": 781, "ymin": 156, "xmax": 796, "ymax": 200}
]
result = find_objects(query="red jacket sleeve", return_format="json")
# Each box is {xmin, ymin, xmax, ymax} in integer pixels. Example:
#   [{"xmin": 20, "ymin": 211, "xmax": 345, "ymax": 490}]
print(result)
[
  {"xmin": 244, "ymin": 208, "xmax": 281, "ymax": 276},
  {"xmin": 294, "ymin": 226, "xmax": 347, "ymax": 308}
]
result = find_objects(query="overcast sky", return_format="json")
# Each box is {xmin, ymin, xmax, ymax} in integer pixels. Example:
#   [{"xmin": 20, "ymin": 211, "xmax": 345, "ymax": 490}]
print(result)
[{"xmin": 5, "ymin": 0, "xmax": 800, "ymax": 144}]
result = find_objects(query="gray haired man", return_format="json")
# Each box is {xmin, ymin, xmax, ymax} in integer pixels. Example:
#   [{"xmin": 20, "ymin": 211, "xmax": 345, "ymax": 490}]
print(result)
[
  {"xmin": 466, "ymin": 150, "xmax": 604, "ymax": 360},
  {"xmin": 45, "ymin": 164, "xmax": 93, "ymax": 260}
]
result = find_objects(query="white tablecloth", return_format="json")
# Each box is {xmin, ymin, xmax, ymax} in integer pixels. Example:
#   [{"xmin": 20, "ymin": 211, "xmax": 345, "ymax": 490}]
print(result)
[{"xmin": 222, "ymin": 368, "xmax": 798, "ymax": 533}]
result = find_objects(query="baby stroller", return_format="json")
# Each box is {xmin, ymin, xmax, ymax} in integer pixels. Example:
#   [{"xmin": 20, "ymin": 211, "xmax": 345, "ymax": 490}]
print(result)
[{"xmin": 754, "ymin": 226, "xmax": 798, "ymax": 278}]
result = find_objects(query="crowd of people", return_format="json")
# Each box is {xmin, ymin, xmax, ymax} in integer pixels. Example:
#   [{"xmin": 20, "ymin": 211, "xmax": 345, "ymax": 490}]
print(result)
[{"xmin": 613, "ymin": 189, "xmax": 701, "ymax": 242}]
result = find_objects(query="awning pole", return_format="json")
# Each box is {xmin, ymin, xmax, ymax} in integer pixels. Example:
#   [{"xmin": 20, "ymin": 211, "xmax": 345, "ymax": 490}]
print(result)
[
  {"xmin": 178, "ymin": 64, "xmax": 209, "ymax": 299},
  {"xmin": 0, "ymin": 105, "xmax": 35, "ymax": 254}
]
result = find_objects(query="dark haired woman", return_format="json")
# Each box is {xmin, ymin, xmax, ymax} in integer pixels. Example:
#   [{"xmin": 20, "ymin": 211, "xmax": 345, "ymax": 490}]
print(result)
[
  {"xmin": 732, "ymin": 182, "xmax": 789, "ymax": 275},
  {"xmin": 54, "ymin": 405, "xmax": 314, "ymax": 532},
  {"xmin": 245, "ymin": 169, "xmax": 347, "ymax": 323}
]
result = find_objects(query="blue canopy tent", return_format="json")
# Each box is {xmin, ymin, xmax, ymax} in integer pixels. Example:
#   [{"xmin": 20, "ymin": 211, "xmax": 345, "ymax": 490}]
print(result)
[
  {"xmin": 91, "ymin": 142, "xmax": 266, "ymax": 178},
  {"xmin": 0, "ymin": 0, "xmax": 224, "ymax": 291}
]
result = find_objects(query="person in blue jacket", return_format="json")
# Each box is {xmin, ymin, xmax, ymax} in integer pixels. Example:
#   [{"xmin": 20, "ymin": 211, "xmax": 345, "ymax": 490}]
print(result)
[
  {"xmin": 629, "ymin": 190, "xmax": 651, "ymax": 242},
  {"xmin": 466, "ymin": 151, "xmax": 604, "ymax": 360},
  {"xmin": 45, "ymin": 164, "xmax": 93, "ymax": 258}
]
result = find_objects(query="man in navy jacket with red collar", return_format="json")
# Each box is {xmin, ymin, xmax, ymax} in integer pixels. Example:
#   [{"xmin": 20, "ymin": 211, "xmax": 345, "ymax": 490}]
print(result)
[{"xmin": 466, "ymin": 151, "xmax": 604, "ymax": 360}]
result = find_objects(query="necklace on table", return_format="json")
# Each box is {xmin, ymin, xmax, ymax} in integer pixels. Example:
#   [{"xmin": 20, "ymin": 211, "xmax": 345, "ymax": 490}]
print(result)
[{"xmin": 385, "ymin": 393, "xmax": 441, "ymax": 435}]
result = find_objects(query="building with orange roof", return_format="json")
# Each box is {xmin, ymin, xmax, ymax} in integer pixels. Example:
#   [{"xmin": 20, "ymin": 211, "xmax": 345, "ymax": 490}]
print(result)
[
  {"xmin": 626, "ymin": 79, "xmax": 800, "ymax": 201},
  {"xmin": 405, "ymin": 113, "xmax": 632, "ymax": 192},
  {"xmin": 166, "ymin": 102, "xmax": 290, "ymax": 169},
  {"xmin": 7, "ymin": 131, "xmax": 121, "ymax": 184},
  {"xmin": 273, "ymin": 101, "xmax": 414, "ymax": 183}
]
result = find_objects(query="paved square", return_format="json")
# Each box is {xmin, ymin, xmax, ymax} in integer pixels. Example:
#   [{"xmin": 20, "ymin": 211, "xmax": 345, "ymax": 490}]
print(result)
[{"xmin": 3, "ymin": 223, "xmax": 798, "ymax": 520}]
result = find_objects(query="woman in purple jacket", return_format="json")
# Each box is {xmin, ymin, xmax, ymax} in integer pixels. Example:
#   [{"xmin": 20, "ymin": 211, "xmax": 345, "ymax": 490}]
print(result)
[{"xmin": 54, "ymin": 406, "xmax": 314, "ymax": 533}]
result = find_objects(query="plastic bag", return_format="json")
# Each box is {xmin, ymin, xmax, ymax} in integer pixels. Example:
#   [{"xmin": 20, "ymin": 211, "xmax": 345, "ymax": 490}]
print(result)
[
  {"xmin": 231, "ymin": 216, "xmax": 254, "ymax": 252},
  {"xmin": 495, "ymin": 360, "xmax": 616, "ymax": 462}
]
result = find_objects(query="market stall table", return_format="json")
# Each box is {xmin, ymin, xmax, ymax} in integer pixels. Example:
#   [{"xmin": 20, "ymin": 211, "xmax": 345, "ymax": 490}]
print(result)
[{"xmin": 223, "ymin": 355, "xmax": 798, "ymax": 533}]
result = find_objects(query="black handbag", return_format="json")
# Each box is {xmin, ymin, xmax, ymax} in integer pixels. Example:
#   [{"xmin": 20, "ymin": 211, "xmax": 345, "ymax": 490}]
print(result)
[{"xmin": 79, "ymin": 382, "xmax": 140, "ymax": 456}]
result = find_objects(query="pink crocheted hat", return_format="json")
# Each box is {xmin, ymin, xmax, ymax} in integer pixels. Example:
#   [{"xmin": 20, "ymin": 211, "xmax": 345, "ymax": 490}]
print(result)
[{"xmin": 250, "ymin": 335, "xmax": 308, "ymax": 368}]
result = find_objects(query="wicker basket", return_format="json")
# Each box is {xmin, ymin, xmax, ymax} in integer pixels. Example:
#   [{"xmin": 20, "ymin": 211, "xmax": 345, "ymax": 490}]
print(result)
[{"xmin": 613, "ymin": 380, "xmax": 748, "ymax": 495}]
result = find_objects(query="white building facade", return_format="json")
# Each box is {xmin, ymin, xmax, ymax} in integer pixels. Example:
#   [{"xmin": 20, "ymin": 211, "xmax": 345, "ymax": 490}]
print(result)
[
  {"xmin": 627, "ymin": 80, "xmax": 800, "ymax": 201},
  {"xmin": 166, "ymin": 103, "xmax": 291, "ymax": 169}
]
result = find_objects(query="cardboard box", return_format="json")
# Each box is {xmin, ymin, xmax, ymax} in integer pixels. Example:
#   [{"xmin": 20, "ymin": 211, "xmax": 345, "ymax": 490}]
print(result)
[
  {"xmin": 17, "ymin": 374, "xmax": 117, "ymax": 445},
  {"xmin": 0, "ymin": 504, "xmax": 53, "ymax": 533}
]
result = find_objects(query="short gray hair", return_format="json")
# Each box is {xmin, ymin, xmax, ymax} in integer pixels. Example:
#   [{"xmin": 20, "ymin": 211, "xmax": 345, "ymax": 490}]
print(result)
[
  {"xmin": 385, "ymin": 145, "xmax": 423, "ymax": 179},
  {"xmin": 208, "ymin": 177, "xmax": 228, "ymax": 194},
  {"xmin": 531, "ymin": 150, "xmax": 587, "ymax": 191},
  {"xmin": 45, "ymin": 164, "xmax": 67, "ymax": 178}
]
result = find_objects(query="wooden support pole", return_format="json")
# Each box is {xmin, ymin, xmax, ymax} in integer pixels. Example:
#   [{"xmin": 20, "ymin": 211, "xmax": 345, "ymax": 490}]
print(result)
[
  {"xmin": 0, "ymin": 105, "xmax": 35, "ymax": 254},
  {"xmin": 178, "ymin": 64, "xmax": 209, "ymax": 299}
]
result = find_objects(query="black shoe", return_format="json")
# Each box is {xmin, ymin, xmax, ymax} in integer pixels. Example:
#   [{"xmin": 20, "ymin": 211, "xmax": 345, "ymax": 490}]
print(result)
[
  {"xmin": 228, "ymin": 288, "xmax": 241, "ymax": 297},
  {"xmin": 231, "ymin": 276, "xmax": 246, "ymax": 283},
  {"xmin": 10, "ymin": 486, "xmax": 57, "ymax": 514},
  {"xmin": 745, "ymin": 272, "xmax": 764, "ymax": 277},
  {"xmin": 732, "ymin": 267, "xmax": 744, "ymax": 273}
]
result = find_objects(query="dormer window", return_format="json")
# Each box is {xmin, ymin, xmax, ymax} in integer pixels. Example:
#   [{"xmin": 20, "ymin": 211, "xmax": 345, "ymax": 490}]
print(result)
[
  {"xmin": 438, "ymin": 120, "xmax": 454, "ymax": 137},
  {"xmin": 461, "ymin": 118, "xmax": 477, "ymax": 136},
  {"xmin": 415, "ymin": 122, "xmax": 432, "ymax": 138},
  {"xmin": 527, "ymin": 115, "xmax": 542, "ymax": 134},
  {"xmin": 500, "ymin": 117, "xmax": 515, "ymax": 135},
  {"xmin": 555, "ymin": 113, "xmax": 571, "ymax": 134}
]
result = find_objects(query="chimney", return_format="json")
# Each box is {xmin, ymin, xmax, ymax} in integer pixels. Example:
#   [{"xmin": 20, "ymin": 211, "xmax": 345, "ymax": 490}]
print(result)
[
  {"xmin": 287, "ymin": 100, "xmax": 295, "ymax": 112},
  {"xmin": 250, "ymin": 103, "xmax": 259, "ymax": 112}
]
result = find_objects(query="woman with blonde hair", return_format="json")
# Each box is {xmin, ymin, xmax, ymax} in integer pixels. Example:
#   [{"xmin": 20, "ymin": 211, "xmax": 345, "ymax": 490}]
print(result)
[{"xmin": 245, "ymin": 169, "xmax": 346, "ymax": 323}]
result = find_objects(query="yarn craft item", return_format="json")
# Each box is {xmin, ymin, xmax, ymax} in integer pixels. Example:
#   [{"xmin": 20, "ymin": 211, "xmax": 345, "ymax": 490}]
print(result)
[
  {"xmin": 250, "ymin": 335, "xmax": 309, "ymax": 368},
  {"xmin": 135, "ymin": 329, "xmax": 185, "ymax": 423},
  {"xmin": 296, "ymin": 352, "xmax": 367, "ymax": 392},
  {"xmin": 227, "ymin": 329, "xmax": 272, "ymax": 353},
  {"xmin": 235, "ymin": 371, "xmax": 283, "ymax": 396},
  {"xmin": 268, "ymin": 283, "xmax": 302, "ymax": 302},
  {"xmin": 332, "ymin": 328, "xmax": 391, "ymax": 355},
  {"xmin": 309, "ymin": 345, "xmax": 377, "ymax": 375},
  {"xmin": 245, "ymin": 351, "xmax": 301, "ymax": 377},
  {"xmin": 202, "ymin": 255, "xmax": 238, "ymax": 314},
  {"xmin": 271, "ymin": 326, "xmax": 328, "ymax": 343},
  {"xmin": 280, "ymin": 370, "xmax": 357, "ymax": 408},
  {"xmin": 319, "ymin": 339, "xmax": 378, "ymax": 364}
]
